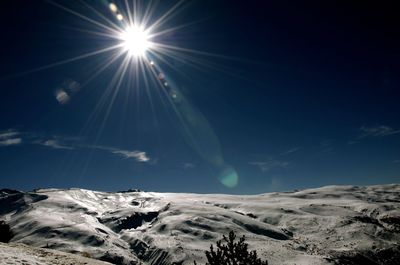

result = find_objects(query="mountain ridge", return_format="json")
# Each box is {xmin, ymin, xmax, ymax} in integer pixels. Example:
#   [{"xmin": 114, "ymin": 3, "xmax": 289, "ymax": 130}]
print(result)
[{"xmin": 1, "ymin": 184, "xmax": 399, "ymax": 264}]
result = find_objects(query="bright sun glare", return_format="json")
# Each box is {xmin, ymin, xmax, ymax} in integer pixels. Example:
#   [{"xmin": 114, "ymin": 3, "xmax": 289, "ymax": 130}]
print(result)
[{"xmin": 120, "ymin": 25, "xmax": 152, "ymax": 57}]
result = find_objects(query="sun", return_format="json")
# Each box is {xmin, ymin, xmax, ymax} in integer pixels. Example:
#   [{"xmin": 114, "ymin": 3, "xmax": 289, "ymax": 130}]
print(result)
[{"xmin": 119, "ymin": 25, "xmax": 152, "ymax": 57}]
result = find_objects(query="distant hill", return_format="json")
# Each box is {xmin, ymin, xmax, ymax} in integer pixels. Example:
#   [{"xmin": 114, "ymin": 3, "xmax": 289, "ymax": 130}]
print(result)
[{"xmin": 0, "ymin": 184, "xmax": 399, "ymax": 264}]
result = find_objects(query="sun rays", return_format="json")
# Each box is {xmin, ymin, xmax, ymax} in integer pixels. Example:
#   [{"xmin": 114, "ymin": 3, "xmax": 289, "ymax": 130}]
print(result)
[
  {"xmin": 26, "ymin": 0, "xmax": 240, "ymax": 188},
  {"xmin": 119, "ymin": 24, "xmax": 153, "ymax": 57}
]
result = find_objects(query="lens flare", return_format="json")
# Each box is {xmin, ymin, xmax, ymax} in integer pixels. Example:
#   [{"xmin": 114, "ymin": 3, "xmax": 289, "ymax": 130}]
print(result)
[
  {"xmin": 218, "ymin": 166, "xmax": 239, "ymax": 188},
  {"xmin": 109, "ymin": 3, "xmax": 118, "ymax": 13},
  {"xmin": 119, "ymin": 25, "xmax": 152, "ymax": 57},
  {"xmin": 30, "ymin": 1, "xmax": 241, "ymax": 188},
  {"xmin": 116, "ymin": 13, "xmax": 124, "ymax": 21}
]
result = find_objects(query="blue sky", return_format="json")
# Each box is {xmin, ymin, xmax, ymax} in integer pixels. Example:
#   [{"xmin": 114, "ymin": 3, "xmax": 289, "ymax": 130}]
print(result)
[{"xmin": 0, "ymin": 0, "xmax": 399, "ymax": 193}]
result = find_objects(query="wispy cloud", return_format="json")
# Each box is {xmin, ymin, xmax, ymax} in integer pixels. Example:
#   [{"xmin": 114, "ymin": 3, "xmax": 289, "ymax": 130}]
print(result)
[
  {"xmin": 249, "ymin": 160, "xmax": 289, "ymax": 172},
  {"xmin": 40, "ymin": 139, "xmax": 75, "ymax": 150},
  {"xmin": 359, "ymin": 125, "xmax": 400, "ymax": 138},
  {"xmin": 0, "ymin": 128, "xmax": 154, "ymax": 164},
  {"xmin": 0, "ymin": 130, "xmax": 19, "ymax": 139},
  {"xmin": 94, "ymin": 145, "xmax": 153, "ymax": 163},
  {"xmin": 42, "ymin": 141, "xmax": 154, "ymax": 163},
  {"xmin": 0, "ymin": 129, "xmax": 22, "ymax": 146},
  {"xmin": 394, "ymin": 160, "xmax": 400, "ymax": 164},
  {"xmin": 280, "ymin": 147, "xmax": 302, "ymax": 156},
  {"xmin": 111, "ymin": 150, "xmax": 150, "ymax": 162},
  {"xmin": 0, "ymin": 138, "xmax": 22, "ymax": 146},
  {"xmin": 0, "ymin": 130, "xmax": 77, "ymax": 150},
  {"xmin": 39, "ymin": 140, "xmax": 154, "ymax": 164}
]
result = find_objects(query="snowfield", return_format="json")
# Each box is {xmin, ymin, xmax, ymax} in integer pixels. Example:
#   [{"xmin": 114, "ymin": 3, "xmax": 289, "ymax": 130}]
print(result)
[
  {"xmin": 0, "ymin": 185, "xmax": 399, "ymax": 265},
  {"xmin": 0, "ymin": 242, "xmax": 112, "ymax": 265}
]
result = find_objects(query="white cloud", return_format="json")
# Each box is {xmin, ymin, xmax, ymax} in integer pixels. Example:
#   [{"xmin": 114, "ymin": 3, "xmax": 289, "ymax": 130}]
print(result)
[
  {"xmin": 0, "ymin": 131, "xmax": 19, "ymax": 139},
  {"xmin": 0, "ymin": 129, "xmax": 153, "ymax": 164},
  {"xmin": 249, "ymin": 160, "xmax": 289, "ymax": 172},
  {"xmin": 41, "ymin": 139, "xmax": 75, "ymax": 150},
  {"xmin": 359, "ymin": 125, "xmax": 400, "ymax": 138},
  {"xmin": 37, "ymin": 140, "xmax": 152, "ymax": 163},
  {"xmin": 0, "ymin": 138, "xmax": 22, "ymax": 146},
  {"xmin": 82, "ymin": 145, "xmax": 154, "ymax": 163},
  {"xmin": 111, "ymin": 150, "xmax": 150, "ymax": 162},
  {"xmin": 0, "ymin": 129, "xmax": 22, "ymax": 146}
]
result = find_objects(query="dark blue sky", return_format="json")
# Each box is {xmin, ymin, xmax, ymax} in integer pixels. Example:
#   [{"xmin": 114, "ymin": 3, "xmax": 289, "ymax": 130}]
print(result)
[{"xmin": 0, "ymin": 0, "xmax": 399, "ymax": 194}]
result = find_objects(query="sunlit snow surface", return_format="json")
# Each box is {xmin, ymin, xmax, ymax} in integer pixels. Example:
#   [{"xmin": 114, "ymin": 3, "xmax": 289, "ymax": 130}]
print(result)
[
  {"xmin": 1, "ymin": 185, "xmax": 400, "ymax": 264},
  {"xmin": 0, "ymin": 242, "xmax": 111, "ymax": 265}
]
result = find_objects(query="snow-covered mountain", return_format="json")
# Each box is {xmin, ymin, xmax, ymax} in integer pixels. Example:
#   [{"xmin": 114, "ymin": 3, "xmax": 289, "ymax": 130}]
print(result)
[{"xmin": 0, "ymin": 185, "xmax": 399, "ymax": 265}]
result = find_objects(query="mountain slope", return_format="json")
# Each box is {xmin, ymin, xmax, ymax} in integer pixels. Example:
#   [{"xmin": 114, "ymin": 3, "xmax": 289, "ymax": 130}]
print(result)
[
  {"xmin": 0, "ymin": 242, "xmax": 112, "ymax": 265},
  {"xmin": 0, "ymin": 185, "xmax": 399, "ymax": 264}
]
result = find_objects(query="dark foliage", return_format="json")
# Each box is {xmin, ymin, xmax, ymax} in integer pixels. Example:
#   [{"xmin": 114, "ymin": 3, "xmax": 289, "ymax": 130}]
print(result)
[
  {"xmin": 194, "ymin": 231, "xmax": 268, "ymax": 265},
  {"xmin": 0, "ymin": 220, "xmax": 13, "ymax": 243}
]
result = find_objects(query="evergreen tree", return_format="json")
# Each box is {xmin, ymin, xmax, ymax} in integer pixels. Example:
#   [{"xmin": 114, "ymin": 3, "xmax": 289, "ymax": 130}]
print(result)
[{"xmin": 194, "ymin": 231, "xmax": 268, "ymax": 265}]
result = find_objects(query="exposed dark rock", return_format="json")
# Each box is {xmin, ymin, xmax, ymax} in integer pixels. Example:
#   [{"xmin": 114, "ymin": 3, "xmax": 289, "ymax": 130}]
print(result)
[
  {"xmin": 0, "ymin": 220, "xmax": 13, "ymax": 243},
  {"xmin": 329, "ymin": 246, "xmax": 400, "ymax": 265},
  {"xmin": 117, "ymin": 212, "xmax": 159, "ymax": 231},
  {"xmin": 352, "ymin": 215, "xmax": 382, "ymax": 227},
  {"xmin": 0, "ymin": 189, "xmax": 21, "ymax": 197}
]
